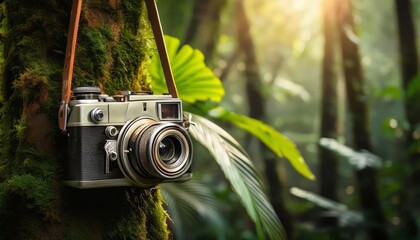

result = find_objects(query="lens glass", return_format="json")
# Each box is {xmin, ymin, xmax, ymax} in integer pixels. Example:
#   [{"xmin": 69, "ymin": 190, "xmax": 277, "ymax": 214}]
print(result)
[{"xmin": 158, "ymin": 136, "xmax": 181, "ymax": 164}]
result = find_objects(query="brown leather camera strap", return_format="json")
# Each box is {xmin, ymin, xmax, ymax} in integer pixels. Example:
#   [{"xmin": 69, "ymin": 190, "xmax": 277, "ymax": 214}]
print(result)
[
  {"xmin": 59, "ymin": 0, "xmax": 82, "ymax": 133},
  {"xmin": 145, "ymin": 0, "xmax": 178, "ymax": 98},
  {"xmin": 59, "ymin": 0, "xmax": 178, "ymax": 133}
]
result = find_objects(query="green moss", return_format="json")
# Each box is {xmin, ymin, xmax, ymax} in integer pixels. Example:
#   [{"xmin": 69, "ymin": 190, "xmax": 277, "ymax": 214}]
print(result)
[
  {"xmin": 145, "ymin": 189, "xmax": 169, "ymax": 240},
  {"xmin": 0, "ymin": 154, "xmax": 58, "ymax": 239},
  {"xmin": 4, "ymin": 0, "xmax": 65, "ymax": 87},
  {"xmin": 106, "ymin": 29, "xmax": 145, "ymax": 93},
  {"xmin": 107, "ymin": 214, "xmax": 145, "ymax": 240},
  {"xmin": 13, "ymin": 115, "xmax": 27, "ymax": 143},
  {"xmin": 0, "ymin": 146, "xmax": 57, "ymax": 212},
  {"xmin": 122, "ymin": 0, "xmax": 143, "ymax": 33},
  {"xmin": 0, "ymin": 174, "xmax": 54, "ymax": 212},
  {"xmin": 13, "ymin": 69, "xmax": 48, "ymax": 102},
  {"xmin": 73, "ymin": 24, "xmax": 111, "ymax": 87},
  {"xmin": 107, "ymin": 188, "xmax": 169, "ymax": 240}
]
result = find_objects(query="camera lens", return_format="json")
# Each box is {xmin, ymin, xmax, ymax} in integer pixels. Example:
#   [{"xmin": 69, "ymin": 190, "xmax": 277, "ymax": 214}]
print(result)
[
  {"xmin": 158, "ymin": 136, "xmax": 180, "ymax": 163},
  {"xmin": 117, "ymin": 117, "xmax": 192, "ymax": 187},
  {"xmin": 133, "ymin": 125, "xmax": 191, "ymax": 179}
]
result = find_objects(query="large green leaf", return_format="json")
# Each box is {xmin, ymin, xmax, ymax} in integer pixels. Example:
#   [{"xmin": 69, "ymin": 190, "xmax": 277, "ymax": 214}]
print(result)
[
  {"xmin": 209, "ymin": 107, "xmax": 315, "ymax": 180},
  {"xmin": 148, "ymin": 35, "xmax": 224, "ymax": 103},
  {"xmin": 188, "ymin": 113, "xmax": 286, "ymax": 240}
]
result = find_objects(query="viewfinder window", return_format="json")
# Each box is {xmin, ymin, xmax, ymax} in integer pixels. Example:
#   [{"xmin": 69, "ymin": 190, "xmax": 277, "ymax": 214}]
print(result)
[{"xmin": 160, "ymin": 103, "xmax": 180, "ymax": 120}]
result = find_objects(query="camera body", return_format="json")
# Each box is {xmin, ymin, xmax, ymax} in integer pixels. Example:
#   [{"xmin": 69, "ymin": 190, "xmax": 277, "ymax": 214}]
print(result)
[{"xmin": 64, "ymin": 87, "xmax": 192, "ymax": 189}]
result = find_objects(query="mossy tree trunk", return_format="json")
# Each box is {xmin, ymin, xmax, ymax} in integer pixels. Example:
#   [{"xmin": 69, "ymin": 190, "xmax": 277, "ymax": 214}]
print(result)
[{"xmin": 0, "ymin": 1, "xmax": 169, "ymax": 239}]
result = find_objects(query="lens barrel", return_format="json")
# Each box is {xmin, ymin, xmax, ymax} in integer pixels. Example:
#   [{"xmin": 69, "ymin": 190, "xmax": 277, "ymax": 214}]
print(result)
[{"xmin": 117, "ymin": 117, "xmax": 192, "ymax": 187}]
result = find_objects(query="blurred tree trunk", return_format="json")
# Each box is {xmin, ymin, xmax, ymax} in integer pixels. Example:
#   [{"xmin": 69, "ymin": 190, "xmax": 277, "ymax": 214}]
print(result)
[
  {"xmin": 183, "ymin": 0, "xmax": 227, "ymax": 64},
  {"xmin": 235, "ymin": 1, "xmax": 293, "ymax": 238},
  {"xmin": 0, "ymin": 1, "xmax": 169, "ymax": 239},
  {"xmin": 335, "ymin": 0, "xmax": 388, "ymax": 239},
  {"xmin": 318, "ymin": 0, "xmax": 340, "ymax": 228},
  {"xmin": 395, "ymin": 0, "xmax": 420, "ymax": 237}
]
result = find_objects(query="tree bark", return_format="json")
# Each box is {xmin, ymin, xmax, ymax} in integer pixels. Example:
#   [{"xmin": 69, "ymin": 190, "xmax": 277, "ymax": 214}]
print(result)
[
  {"xmin": 0, "ymin": 1, "xmax": 169, "ymax": 239},
  {"xmin": 335, "ymin": 0, "xmax": 387, "ymax": 239},
  {"xmin": 235, "ymin": 1, "xmax": 293, "ymax": 238},
  {"xmin": 318, "ymin": 0, "xmax": 340, "ymax": 228},
  {"xmin": 395, "ymin": 0, "xmax": 420, "ymax": 237}
]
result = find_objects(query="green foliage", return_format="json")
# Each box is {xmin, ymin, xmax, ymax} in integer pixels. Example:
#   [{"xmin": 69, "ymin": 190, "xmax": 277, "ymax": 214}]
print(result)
[
  {"xmin": 148, "ymin": 35, "xmax": 224, "ymax": 102},
  {"xmin": 263, "ymin": 78, "xmax": 311, "ymax": 103},
  {"xmin": 161, "ymin": 181, "xmax": 225, "ymax": 240},
  {"xmin": 320, "ymin": 138, "xmax": 382, "ymax": 170},
  {"xmin": 407, "ymin": 74, "xmax": 420, "ymax": 102},
  {"xmin": 374, "ymin": 85, "xmax": 402, "ymax": 101},
  {"xmin": 290, "ymin": 187, "xmax": 364, "ymax": 227},
  {"xmin": 210, "ymin": 107, "xmax": 315, "ymax": 180},
  {"xmin": 189, "ymin": 114, "xmax": 286, "ymax": 240}
]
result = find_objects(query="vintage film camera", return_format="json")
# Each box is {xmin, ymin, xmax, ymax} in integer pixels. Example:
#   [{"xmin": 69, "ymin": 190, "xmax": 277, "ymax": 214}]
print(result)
[{"xmin": 63, "ymin": 87, "xmax": 193, "ymax": 188}]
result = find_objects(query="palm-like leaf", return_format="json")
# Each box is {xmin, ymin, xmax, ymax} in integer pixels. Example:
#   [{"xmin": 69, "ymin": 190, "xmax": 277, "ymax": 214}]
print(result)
[
  {"xmin": 160, "ymin": 181, "xmax": 225, "ymax": 240},
  {"xmin": 319, "ymin": 138, "xmax": 382, "ymax": 170},
  {"xmin": 210, "ymin": 107, "xmax": 315, "ymax": 180},
  {"xmin": 148, "ymin": 35, "xmax": 224, "ymax": 103},
  {"xmin": 290, "ymin": 187, "xmax": 364, "ymax": 227},
  {"xmin": 188, "ymin": 113, "xmax": 286, "ymax": 240}
]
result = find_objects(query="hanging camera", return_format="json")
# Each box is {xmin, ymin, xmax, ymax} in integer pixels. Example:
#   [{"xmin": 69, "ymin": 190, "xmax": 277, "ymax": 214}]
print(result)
[
  {"xmin": 59, "ymin": 0, "xmax": 192, "ymax": 188},
  {"xmin": 64, "ymin": 87, "xmax": 192, "ymax": 188}
]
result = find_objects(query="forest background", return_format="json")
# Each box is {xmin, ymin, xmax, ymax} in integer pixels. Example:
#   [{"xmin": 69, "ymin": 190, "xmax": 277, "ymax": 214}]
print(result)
[{"xmin": 155, "ymin": 0, "xmax": 420, "ymax": 239}]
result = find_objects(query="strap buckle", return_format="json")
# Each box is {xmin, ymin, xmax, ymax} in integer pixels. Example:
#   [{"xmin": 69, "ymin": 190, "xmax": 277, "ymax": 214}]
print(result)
[{"xmin": 58, "ymin": 101, "xmax": 69, "ymax": 134}]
